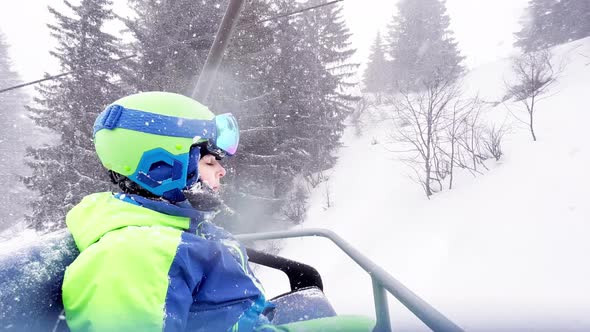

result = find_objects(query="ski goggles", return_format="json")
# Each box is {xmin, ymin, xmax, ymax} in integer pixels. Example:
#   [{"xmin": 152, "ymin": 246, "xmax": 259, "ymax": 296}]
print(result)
[{"xmin": 94, "ymin": 104, "xmax": 239, "ymax": 157}]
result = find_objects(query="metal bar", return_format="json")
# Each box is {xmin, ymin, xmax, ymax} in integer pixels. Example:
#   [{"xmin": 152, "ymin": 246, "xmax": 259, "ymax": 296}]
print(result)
[
  {"xmin": 236, "ymin": 229, "xmax": 464, "ymax": 332},
  {"xmin": 191, "ymin": 0, "xmax": 246, "ymax": 102},
  {"xmin": 372, "ymin": 278, "xmax": 392, "ymax": 332}
]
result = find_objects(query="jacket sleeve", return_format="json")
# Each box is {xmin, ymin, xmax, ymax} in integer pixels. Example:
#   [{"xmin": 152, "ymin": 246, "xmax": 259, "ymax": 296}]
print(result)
[
  {"xmin": 178, "ymin": 232, "xmax": 266, "ymax": 332},
  {"xmin": 162, "ymin": 232, "xmax": 207, "ymax": 332}
]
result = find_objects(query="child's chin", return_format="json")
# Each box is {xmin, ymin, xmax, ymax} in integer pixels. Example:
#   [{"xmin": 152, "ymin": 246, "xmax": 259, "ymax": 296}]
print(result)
[
  {"xmin": 183, "ymin": 183, "xmax": 222, "ymax": 211},
  {"xmin": 202, "ymin": 181, "xmax": 220, "ymax": 193}
]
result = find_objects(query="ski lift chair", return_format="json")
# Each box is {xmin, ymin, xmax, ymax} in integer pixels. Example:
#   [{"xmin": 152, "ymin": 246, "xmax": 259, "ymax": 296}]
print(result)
[{"xmin": 0, "ymin": 228, "xmax": 463, "ymax": 332}]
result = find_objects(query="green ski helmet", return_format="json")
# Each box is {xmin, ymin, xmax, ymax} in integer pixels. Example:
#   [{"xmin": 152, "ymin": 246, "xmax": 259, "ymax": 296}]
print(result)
[{"xmin": 93, "ymin": 91, "xmax": 239, "ymax": 201}]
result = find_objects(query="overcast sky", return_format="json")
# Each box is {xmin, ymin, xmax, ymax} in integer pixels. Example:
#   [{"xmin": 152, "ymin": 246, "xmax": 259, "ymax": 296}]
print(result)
[{"xmin": 0, "ymin": 0, "xmax": 528, "ymax": 83}]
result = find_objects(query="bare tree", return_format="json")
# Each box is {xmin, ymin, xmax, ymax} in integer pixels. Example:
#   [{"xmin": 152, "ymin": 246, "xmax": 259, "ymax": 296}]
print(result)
[
  {"xmin": 454, "ymin": 99, "xmax": 489, "ymax": 173},
  {"xmin": 350, "ymin": 96, "xmax": 373, "ymax": 137},
  {"xmin": 505, "ymin": 48, "xmax": 561, "ymax": 141},
  {"xmin": 391, "ymin": 77, "xmax": 460, "ymax": 197},
  {"xmin": 443, "ymin": 96, "xmax": 485, "ymax": 189},
  {"xmin": 445, "ymin": 99, "xmax": 462, "ymax": 189},
  {"xmin": 323, "ymin": 182, "xmax": 332, "ymax": 211},
  {"xmin": 392, "ymin": 78, "xmax": 504, "ymax": 197}
]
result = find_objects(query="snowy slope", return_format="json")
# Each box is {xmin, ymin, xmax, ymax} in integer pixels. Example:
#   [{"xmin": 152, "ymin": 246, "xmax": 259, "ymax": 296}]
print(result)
[{"xmin": 256, "ymin": 38, "xmax": 590, "ymax": 331}]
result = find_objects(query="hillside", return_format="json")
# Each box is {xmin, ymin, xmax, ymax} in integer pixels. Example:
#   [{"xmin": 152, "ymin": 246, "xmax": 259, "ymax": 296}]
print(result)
[{"xmin": 256, "ymin": 38, "xmax": 590, "ymax": 331}]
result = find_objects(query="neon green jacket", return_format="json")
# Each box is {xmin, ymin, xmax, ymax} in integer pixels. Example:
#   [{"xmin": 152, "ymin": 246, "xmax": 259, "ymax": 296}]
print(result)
[{"xmin": 62, "ymin": 192, "xmax": 268, "ymax": 332}]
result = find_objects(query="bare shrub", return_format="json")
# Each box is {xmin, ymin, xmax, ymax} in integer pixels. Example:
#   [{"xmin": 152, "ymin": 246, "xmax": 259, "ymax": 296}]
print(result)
[
  {"xmin": 505, "ymin": 48, "xmax": 563, "ymax": 141},
  {"xmin": 482, "ymin": 124, "xmax": 507, "ymax": 161},
  {"xmin": 281, "ymin": 185, "xmax": 308, "ymax": 224},
  {"xmin": 443, "ymin": 96, "xmax": 487, "ymax": 189},
  {"xmin": 454, "ymin": 99, "xmax": 489, "ymax": 173},
  {"xmin": 350, "ymin": 96, "xmax": 373, "ymax": 137},
  {"xmin": 303, "ymin": 170, "xmax": 329, "ymax": 189}
]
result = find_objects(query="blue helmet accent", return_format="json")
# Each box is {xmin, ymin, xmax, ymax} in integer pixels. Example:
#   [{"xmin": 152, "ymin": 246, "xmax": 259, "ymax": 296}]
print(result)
[
  {"xmin": 130, "ymin": 148, "xmax": 191, "ymax": 197},
  {"xmin": 128, "ymin": 146, "xmax": 203, "ymax": 202}
]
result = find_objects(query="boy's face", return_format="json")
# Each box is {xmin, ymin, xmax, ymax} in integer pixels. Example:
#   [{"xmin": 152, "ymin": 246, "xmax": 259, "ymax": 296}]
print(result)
[{"xmin": 198, "ymin": 154, "xmax": 226, "ymax": 192}]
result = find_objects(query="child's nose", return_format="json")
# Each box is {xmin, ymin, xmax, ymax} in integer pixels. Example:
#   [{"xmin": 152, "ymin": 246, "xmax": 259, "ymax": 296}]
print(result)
[{"xmin": 218, "ymin": 166, "xmax": 226, "ymax": 178}]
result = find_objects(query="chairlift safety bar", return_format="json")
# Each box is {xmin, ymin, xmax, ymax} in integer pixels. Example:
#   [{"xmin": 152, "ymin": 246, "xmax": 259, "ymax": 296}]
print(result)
[{"xmin": 236, "ymin": 228, "xmax": 464, "ymax": 332}]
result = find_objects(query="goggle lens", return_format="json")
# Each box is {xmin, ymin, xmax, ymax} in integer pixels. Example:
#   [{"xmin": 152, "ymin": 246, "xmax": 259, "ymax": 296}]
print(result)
[{"xmin": 214, "ymin": 113, "xmax": 239, "ymax": 156}]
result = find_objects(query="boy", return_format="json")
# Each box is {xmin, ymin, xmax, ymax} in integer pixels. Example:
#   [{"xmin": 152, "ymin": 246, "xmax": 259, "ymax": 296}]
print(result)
[{"xmin": 62, "ymin": 91, "xmax": 374, "ymax": 332}]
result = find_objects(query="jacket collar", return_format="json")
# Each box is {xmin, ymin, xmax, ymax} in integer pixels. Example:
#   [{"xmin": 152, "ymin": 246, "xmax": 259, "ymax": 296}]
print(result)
[
  {"xmin": 116, "ymin": 193, "xmax": 218, "ymax": 221},
  {"xmin": 66, "ymin": 192, "xmax": 216, "ymax": 252}
]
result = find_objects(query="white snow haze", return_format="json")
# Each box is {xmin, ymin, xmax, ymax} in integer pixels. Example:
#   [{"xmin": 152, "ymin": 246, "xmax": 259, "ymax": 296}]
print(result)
[
  {"xmin": 256, "ymin": 38, "xmax": 590, "ymax": 331},
  {"xmin": 1, "ymin": 1, "xmax": 588, "ymax": 331},
  {"xmin": 0, "ymin": 0, "xmax": 59, "ymax": 81},
  {"xmin": 0, "ymin": 0, "xmax": 529, "ymax": 82}
]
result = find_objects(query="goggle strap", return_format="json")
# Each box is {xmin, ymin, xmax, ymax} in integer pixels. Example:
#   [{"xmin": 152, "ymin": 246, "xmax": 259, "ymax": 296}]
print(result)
[{"xmin": 94, "ymin": 104, "xmax": 217, "ymax": 140}]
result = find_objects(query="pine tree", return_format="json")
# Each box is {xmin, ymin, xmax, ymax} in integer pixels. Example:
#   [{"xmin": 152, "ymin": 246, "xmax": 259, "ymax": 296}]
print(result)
[
  {"xmin": 212, "ymin": 1, "xmax": 313, "ymax": 229},
  {"xmin": 550, "ymin": 0, "xmax": 590, "ymax": 45},
  {"xmin": 514, "ymin": 0, "xmax": 559, "ymax": 52},
  {"xmin": 122, "ymin": 0, "xmax": 225, "ymax": 94},
  {"xmin": 266, "ymin": 0, "xmax": 357, "ymax": 184},
  {"xmin": 219, "ymin": 0, "xmax": 358, "ymax": 230},
  {"xmin": 0, "ymin": 32, "xmax": 36, "ymax": 231},
  {"xmin": 238, "ymin": 0, "xmax": 356, "ymax": 224},
  {"xmin": 386, "ymin": 0, "xmax": 464, "ymax": 90},
  {"xmin": 24, "ymin": 0, "xmax": 124, "ymax": 231},
  {"xmin": 363, "ymin": 31, "xmax": 390, "ymax": 94},
  {"xmin": 208, "ymin": 0, "xmax": 289, "ymax": 232},
  {"xmin": 515, "ymin": 0, "xmax": 590, "ymax": 52},
  {"xmin": 297, "ymin": 0, "xmax": 358, "ymax": 174},
  {"xmin": 269, "ymin": 2, "xmax": 318, "ymax": 190}
]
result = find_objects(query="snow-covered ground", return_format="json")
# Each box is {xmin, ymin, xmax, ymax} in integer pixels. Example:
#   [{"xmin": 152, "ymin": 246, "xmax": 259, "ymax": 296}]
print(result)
[{"xmin": 256, "ymin": 38, "xmax": 590, "ymax": 331}]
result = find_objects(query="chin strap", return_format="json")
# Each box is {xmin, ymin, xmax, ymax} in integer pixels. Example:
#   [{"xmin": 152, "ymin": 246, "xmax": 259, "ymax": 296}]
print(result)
[{"xmin": 108, "ymin": 170, "xmax": 159, "ymax": 199}]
